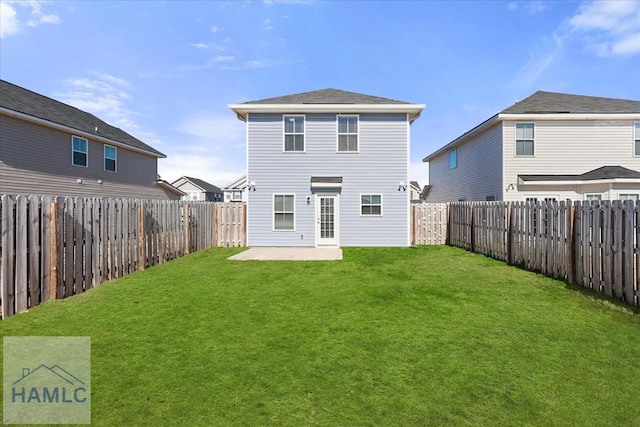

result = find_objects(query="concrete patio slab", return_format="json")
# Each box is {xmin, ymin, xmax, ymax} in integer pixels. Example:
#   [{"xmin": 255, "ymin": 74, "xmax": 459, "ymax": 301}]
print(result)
[{"xmin": 228, "ymin": 247, "xmax": 343, "ymax": 261}]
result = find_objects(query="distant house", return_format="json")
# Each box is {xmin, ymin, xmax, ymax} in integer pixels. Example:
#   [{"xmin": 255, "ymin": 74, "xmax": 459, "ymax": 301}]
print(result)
[
  {"xmin": 0, "ymin": 79, "xmax": 183, "ymax": 199},
  {"xmin": 172, "ymin": 176, "xmax": 223, "ymax": 201},
  {"xmin": 409, "ymin": 181, "xmax": 422, "ymax": 202},
  {"xmin": 228, "ymin": 88, "xmax": 424, "ymax": 247},
  {"xmin": 423, "ymin": 91, "xmax": 640, "ymax": 202},
  {"xmin": 223, "ymin": 174, "xmax": 248, "ymax": 202}
]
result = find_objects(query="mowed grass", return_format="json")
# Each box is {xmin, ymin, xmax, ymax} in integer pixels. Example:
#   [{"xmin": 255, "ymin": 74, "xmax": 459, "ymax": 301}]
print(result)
[{"xmin": 1, "ymin": 246, "xmax": 639, "ymax": 426}]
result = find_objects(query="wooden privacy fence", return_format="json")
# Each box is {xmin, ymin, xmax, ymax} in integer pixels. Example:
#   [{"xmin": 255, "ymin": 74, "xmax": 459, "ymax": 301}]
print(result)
[
  {"xmin": 448, "ymin": 200, "xmax": 640, "ymax": 308},
  {"xmin": 0, "ymin": 195, "xmax": 246, "ymax": 319},
  {"xmin": 411, "ymin": 203, "xmax": 448, "ymax": 245}
]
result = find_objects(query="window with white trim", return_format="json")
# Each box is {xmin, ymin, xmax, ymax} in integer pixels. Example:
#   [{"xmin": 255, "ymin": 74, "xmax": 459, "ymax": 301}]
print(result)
[
  {"xmin": 585, "ymin": 194, "xmax": 602, "ymax": 201},
  {"xmin": 516, "ymin": 123, "xmax": 534, "ymax": 156},
  {"xmin": 232, "ymin": 190, "xmax": 243, "ymax": 201},
  {"xmin": 72, "ymin": 136, "xmax": 88, "ymax": 166},
  {"xmin": 284, "ymin": 115, "xmax": 304, "ymax": 151},
  {"xmin": 449, "ymin": 148, "xmax": 457, "ymax": 169},
  {"xmin": 361, "ymin": 194, "xmax": 382, "ymax": 215},
  {"xmin": 338, "ymin": 115, "xmax": 358, "ymax": 151},
  {"xmin": 619, "ymin": 193, "xmax": 639, "ymax": 201},
  {"xmin": 634, "ymin": 122, "xmax": 639, "ymax": 156},
  {"xmin": 274, "ymin": 194, "xmax": 294, "ymax": 230},
  {"xmin": 104, "ymin": 145, "xmax": 117, "ymax": 172}
]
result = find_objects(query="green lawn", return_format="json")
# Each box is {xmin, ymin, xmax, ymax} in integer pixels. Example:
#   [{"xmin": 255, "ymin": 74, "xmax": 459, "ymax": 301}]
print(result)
[{"xmin": 1, "ymin": 246, "xmax": 639, "ymax": 426}]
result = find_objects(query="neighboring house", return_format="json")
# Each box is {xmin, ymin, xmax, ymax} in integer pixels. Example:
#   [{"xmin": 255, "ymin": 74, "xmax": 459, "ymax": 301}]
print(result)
[
  {"xmin": 423, "ymin": 91, "xmax": 640, "ymax": 202},
  {"xmin": 172, "ymin": 176, "xmax": 223, "ymax": 201},
  {"xmin": 223, "ymin": 174, "xmax": 248, "ymax": 202},
  {"xmin": 228, "ymin": 88, "xmax": 425, "ymax": 247},
  {"xmin": 0, "ymin": 79, "xmax": 183, "ymax": 199},
  {"xmin": 409, "ymin": 181, "xmax": 423, "ymax": 202}
]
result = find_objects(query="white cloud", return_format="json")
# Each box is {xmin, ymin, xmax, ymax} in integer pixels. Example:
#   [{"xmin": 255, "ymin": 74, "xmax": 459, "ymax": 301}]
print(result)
[
  {"xmin": 569, "ymin": 0, "xmax": 640, "ymax": 56},
  {"xmin": 510, "ymin": 31, "xmax": 565, "ymax": 89},
  {"xmin": 0, "ymin": 0, "xmax": 60, "ymax": 38},
  {"xmin": 218, "ymin": 58, "xmax": 288, "ymax": 70},
  {"xmin": 264, "ymin": 18, "xmax": 273, "ymax": 31},
  {"xmin": 210, "ymin": 25, "xmax": 223, "ymax": 33}
]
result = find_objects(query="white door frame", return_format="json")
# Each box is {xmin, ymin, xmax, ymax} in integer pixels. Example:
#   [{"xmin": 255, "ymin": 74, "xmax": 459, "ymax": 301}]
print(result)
[{"xmin": 315, "ymin": 194, "xmax": 339, "ymax": 246}]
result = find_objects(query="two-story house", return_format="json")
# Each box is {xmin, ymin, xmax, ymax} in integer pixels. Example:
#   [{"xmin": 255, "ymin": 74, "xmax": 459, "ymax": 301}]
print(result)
[
  {"xmin": 423, "ymin": 91, "xmax": 640, "ymax": 202},
  {"xmin": 222, "ymin": 174, "xmax": 248, "ymax": 203},
  {"xmin": 0, "ymin": 79, "xmax": 183, "ymax": 199},
  {"xmin": 172, "ymin": 176, "xmax": 223, "ymax": 201},
  {"xmin": 228, "ymin": 89, "xmax": 425, "ymax": 247}
]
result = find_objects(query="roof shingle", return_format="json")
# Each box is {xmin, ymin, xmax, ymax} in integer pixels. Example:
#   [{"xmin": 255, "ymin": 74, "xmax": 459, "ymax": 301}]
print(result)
[
  {"xmin": 242, "ymin": 88, "xmax": 411, "ymax": 105},
  {"xmin": 519, "ymin": 166, "xmax": 640, "ymax": 182},
  {"xmin": 502, "ymin": 91, "xmax": 640, "ymax": 114}
]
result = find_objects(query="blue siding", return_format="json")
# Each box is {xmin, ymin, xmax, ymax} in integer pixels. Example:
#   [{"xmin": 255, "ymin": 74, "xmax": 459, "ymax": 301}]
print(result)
[{"xmin": 247, "ymin": 113, "xmax": 409, "ymax": 247}]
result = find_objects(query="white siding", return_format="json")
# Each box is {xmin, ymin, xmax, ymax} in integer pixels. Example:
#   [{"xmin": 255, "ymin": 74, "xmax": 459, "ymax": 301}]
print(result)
[
  {"xmin": 427, "ymin": 123, "xmax": 503, "ymax": 202},
  {"xmin": 247, "ymin": 113, "xmax": 409, "ymax": 247},
  {"xmin": 503, "ymin": 120, "xmax": 640, "ymax": 201}
]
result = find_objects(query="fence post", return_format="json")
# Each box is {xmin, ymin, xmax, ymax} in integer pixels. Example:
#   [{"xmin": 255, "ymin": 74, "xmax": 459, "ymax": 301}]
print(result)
[
  {"xmin": 567, "ymin": 203, "xmax": 575, "ymax": 285},
  {"xmin": 506, "ymin": 202, "xmax": 513, "ymax": 265},
  {"xmin": 183, "ymin": 203, "xmax": 190, "ymax": 254},
  {"xmin": 213, "ymin": 203, "xmax": 219, "ymax": 247},
  {"xmin": 49, "ymin": 201, "xmax": 58, "ymax": 299},
  {"xmin": 138, "ymin": 204, "xmax": 146, "ymax": 270},
  {"xmin": 470, "ymin": 203, "xmax": 475, "ymax": 253}
]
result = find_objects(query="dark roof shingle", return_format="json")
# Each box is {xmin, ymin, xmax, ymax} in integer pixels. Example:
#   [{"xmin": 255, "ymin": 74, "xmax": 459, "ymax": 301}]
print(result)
[
  {"xmin": 519, "ymin": 166, "xmax": 640, "ymax": 182},
  {"xmin": 0, "ymin": 79, "xmax": 164, "ymax": 156},
  {"xmin": 182, "ymin": 176, "xmax": 222, "ymax": 193},
  {"xmin": 242, "ymin": 88, "xmax": 411, "ymax": 105},
  {"xmin": 502, "ymin": 91, "xmax": 640, "ymax": 114}
]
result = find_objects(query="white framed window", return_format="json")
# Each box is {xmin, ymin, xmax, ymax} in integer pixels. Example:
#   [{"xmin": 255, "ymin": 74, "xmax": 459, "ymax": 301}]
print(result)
[
  {"xmin": 516, "ymin": 123, "xmax": 535, "ymax": 156},
  {"xmin": 72, "ymin": 136, "xmax": 88, "ymax": 166},
  {"xmin": 104, "ymin": 145, "xmax": 117, "ymax": 172},
  {"xmin": 619, "ymin": 193, "xmax": 639, "ymax": 201},
  {"xmin": 361, "ymin": 194, "xmax": 382, "ymax": 216},
  {"xmin": 337, "ymin": 115, "xmax": 358, "ymax": 152},
  {"xmin": 190, "ymin": 191, "xmax": 199, "ymax": 201},
  {"xmin": 273, "ymin": 194, "xmax": 295, "ymax": 230},
  {"xmin": 585, "ymin": 194, "xmax": 602, "ymax": 201},
  {"xmin": 485, "ymin": 195, "xmax": 495, "ymax": 201},
  {"xmin": 283, "ymin": 115, "xmax": 304, "ymax": 152},
  {"xmin": 634, "ymin": 122, "xmax": 639, "ymax": 156},
  {"xmin": 231, "ymin": 190, "xmax": 242, "ymax": 201},
  {"xmin": 449, "ymin": 148, "xmax": 457, "ymax": 169}
]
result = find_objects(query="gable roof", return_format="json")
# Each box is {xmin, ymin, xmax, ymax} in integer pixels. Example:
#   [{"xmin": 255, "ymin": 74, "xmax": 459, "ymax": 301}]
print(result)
[
  {"xmin": 502, "ymin": 91, "xmax": 640, "ymax": 114},
  {"xmin": 229, "ymin": 88, "xmax": 425, "ymax": 123},
  {"xmin": 423, "ymin": 91, "xmax": 640, "ymax": 162},
  {"xmin": 173, "ymin": 176, "xmax": 222, "ymax": 193},
  {"xmin": 519, "ymin": 166, "xmax": 640, "ymax": 183},
  {"xmin": 223, "ymin": 174, "xmax": 247, "ymax": 190},
  {"xmin": 0, "ymin": 79, "xmax": 165, "ymax": 158}
]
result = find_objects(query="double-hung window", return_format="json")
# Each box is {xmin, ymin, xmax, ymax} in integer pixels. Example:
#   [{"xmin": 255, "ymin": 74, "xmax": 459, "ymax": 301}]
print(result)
[
  {"xmin": 274, "ymin": 194, "xmax": 295, "ymax": 230},
  {"xmin": 284, "ymin": 115, "xmax": 304, "ymax": 152},
  {"xmin": 104, "ymin": 145, "xmax": 117, "ymax": 172},
  {"xmin": 72, "ymin": 136, "xmax": 88, "ymax": 166},
  {"xmin": 634, "ymin": 122, "xmax": 639, "ymax": 156},
  {"xmin": 338, "ymin": 115, "xmax": 358, "ymax": 152},
  {"xmin": 516, "ymin": 123, "xmax": 534, "ymax": 156},
  {"xmin": 361, "ymin": 194, "xmax": 382, "ymax": 215},
  {"xmin": 619, "ymin": 193, "xmax": 639, "ymax": 201}
]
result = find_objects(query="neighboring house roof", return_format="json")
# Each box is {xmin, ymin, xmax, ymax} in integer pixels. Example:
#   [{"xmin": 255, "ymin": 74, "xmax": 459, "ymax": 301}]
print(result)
[
  {"xmin": 0, "ymin": 79, "xmax": 165, "ymax": 158},
  {"xmin": 223, "ymin": 175, "xmax": 247, "ymax": 190},
  {"xmin": 156, "ymin": 180, "xmax": 186, "ymax": 196},
  {"xmin": 423, "ymin": 91, "xmax": 640, "ymax": 162},
  {"xmin": 172, "ymin": 176, "xmax": 222, "ymax": 193},
  {"xmin": 519, "ymin": 166, "xmax": 640, "ymax": 183},
  {"xmin": 421, "ymin": 185, "xmax": 431, "ymax": 200},
  {"xmin": 229, "ymin": 88, "xmax": 425, "ymax": 123},
  {"xmin": 410, "ymin": 181, "xmax": 421, "ymax": 189}
]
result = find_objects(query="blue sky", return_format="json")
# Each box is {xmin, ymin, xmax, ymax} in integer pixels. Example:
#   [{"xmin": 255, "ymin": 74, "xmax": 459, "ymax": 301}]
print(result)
[{"xmin": 1, "ymin": 0, "xmax": 639, "ymax": 188}]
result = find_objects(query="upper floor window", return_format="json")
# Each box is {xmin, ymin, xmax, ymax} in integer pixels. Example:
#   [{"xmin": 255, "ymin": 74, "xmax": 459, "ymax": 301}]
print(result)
[
  {"xmin": 232, "ymin": 190, "xmax": 243, "ymax": 201},
  {"xmin": 516, "ymin": 123, "xmax": 534, "ymax": 156},
  {"xmin": 449, "ymin": 148, "xmax": 457, "ymax": 169},
  {"xmin": 634, "ymin": 122, "xmax": 639, "ymax": 156},
  {"xmin": 284, "ymin": 115, "xmax": 304, "ymax": 152},
  {"xmin": 104, "ymin": 145, "xmax": 117, "ymax": 172},
  {"xmin": 338, "ymin": 115, "xmax": 358, "ymax": 152},
  {"xmin": 72, "ymin": 136, "xmax": 88, "ymax": 166}
]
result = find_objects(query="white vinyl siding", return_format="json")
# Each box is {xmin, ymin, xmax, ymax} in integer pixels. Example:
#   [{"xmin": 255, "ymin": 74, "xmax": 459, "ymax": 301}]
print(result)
[
  {"xmin": 104, "ymin": 145, "xmax": 117, "ymax": 172},
  {"xmin": 72, "ymin": 136, "xmax": 88, "ymax": 166},
  {"xmin": 337, "ymin": 115, "xmax": 358, "ymax": 152},
  {"xmin": 361, "ymin": 194, "xmax": 382, "ymax": 215},
  {"xmin": 515, "ymin": 123, "xmax": 534, "ymax": 156},
  {"xmin": 273, "ymin": 194, "xmax": 295, "ymax": 230},
  {"xmin": 283, "ymin": 115, "xmax": 304, "ymax": 152}
]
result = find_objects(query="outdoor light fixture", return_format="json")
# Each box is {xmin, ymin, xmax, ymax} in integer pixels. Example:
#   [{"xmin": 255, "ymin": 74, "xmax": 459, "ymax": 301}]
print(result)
[
  {"xmin": 76, "ymin": 178, "xmax": 82, "ymax": 184},
  {"xmin": 306, "ymin": 196, "xmax": 311, "ymax": 205},
  {"xmin": 398, "ymin": 181, "xmax": 407, "ymax": 191},
  {"xmin": 506, "ymin": 183, "xmax": 516, "ymax": 192},
  {"xmin": 248, "ymin": 181, "xmax": 256, "ymax": 191}
]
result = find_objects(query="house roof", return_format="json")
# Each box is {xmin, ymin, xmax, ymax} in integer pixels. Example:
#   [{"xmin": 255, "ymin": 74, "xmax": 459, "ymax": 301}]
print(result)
[
  {"xmin": 423, "ymin": 91, "xmax": 640, "ymax": 162},
  {"xmin": 173, "ymin": 176, "xmax": 222, "ymax": 193},
  {"xmin": 519, "ymin": 166, "xmax": 640, "ymax": 182},
  {"xmin": 223, "ymin": 174, "xmax": 247, "ymax": 190},
  {"xmin": 410, "ymin": 181, "xmax": 420, "ymax": 189},
  {"xmin": 502, "ymin": 91, "xmax": 640, "ymax": 114},
  {"xmin": 0, "ymin": 79, "xmax": 165, "ymax": 158},
  {"xmin": 229, "ymin": 88, "xmax": 425, "ymax": 123},
  {"xmin": 241, "ymin": 88, "xmax": 409, "ymax": 105}
]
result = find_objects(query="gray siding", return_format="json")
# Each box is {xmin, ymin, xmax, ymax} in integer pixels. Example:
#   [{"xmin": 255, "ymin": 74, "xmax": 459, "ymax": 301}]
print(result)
[
  {"xmin": 0, "ymin": 115, "xmax": 177, "ymax": 199},
  {"xmin": 247, "ymin": 113, "xmax": 409, "ymax": 247},
  {"xmin": 427, "ymin": 123, "xmax": 503, "ymax": 202}
]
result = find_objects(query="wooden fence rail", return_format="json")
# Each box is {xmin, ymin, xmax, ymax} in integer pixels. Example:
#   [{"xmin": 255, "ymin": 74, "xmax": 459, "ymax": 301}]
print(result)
[
  {"xmin": 448, "ymin": 200, "xmax": 639, "ymax": 308},
  {"xmin": 0, "ymin": 195, "xmax": 246, "ymax": 319},
  {"xmin": 411, "ymin": 203, "xmax": 448, "ymax": 245}
]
